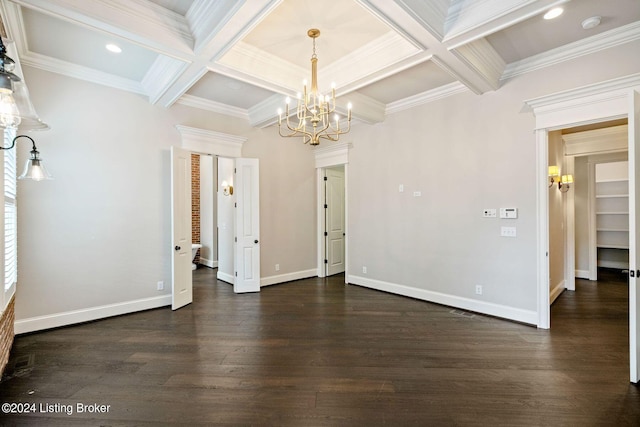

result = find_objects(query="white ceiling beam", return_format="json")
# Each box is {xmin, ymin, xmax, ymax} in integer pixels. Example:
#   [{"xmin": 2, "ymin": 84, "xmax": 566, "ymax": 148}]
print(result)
[
  {"xmin": 449, "ymin": 38, "xmax": 505, "ymax": 91},
  {"xmin": 10, "ymin": 0, "xmax": 195, "ymax": 59},
  {"xmin": 158, "ymin": 0, "xmax": 281, "ymax": 108},
  {"xmin": 391, "ymin": 0, "xmax": 451, "ymax": 40},
  {"xmin": 443, "ymin": 0, "xmax": 570, "ymax": 48}
]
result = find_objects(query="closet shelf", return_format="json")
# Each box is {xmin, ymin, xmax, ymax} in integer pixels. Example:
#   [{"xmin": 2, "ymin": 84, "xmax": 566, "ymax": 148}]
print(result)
[{"xmin": 597, "ymin": 244, "xmax": 629, "ymax": 249}]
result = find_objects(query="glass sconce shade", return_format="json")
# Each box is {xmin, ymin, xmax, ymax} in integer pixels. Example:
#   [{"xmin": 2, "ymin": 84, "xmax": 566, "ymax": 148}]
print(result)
[
  {"xmin": 548, "ymin": 165, "xmax": 560, "ymax": 177},
  {"xmin": 18, "ymin": 148, "xmax": 53, "ymax": 181}
]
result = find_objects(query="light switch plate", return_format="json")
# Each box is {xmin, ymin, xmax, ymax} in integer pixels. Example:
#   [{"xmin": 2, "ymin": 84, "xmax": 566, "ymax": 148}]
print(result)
[
  {"xmin": 483, "ymin": 209, "xmax": 497, "ymax": 218},
  {"xmin": 500, "ymin": 208, "xmax": 518, "ymax": 219}
]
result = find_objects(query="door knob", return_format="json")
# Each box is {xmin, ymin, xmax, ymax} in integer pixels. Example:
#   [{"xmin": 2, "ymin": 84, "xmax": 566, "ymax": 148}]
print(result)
[
  {"xmin": 175, "ymin": 246, "xmax": 181, "ymax": 251},
  {"xmin": 254, "ymin": 240, "xmax": 259, "ymax": 244}
]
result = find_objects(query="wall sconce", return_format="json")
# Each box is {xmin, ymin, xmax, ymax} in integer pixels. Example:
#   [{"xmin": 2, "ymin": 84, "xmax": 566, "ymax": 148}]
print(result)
[
  {"xmin": 558, "ymin": 174, "xmax": 573, "ymax": 193},
  {"xmin": 548, "ymin": 165, "xmax": 560, "ymax": 188},
  {"xmin": 221, "ymin": 180, "xmax": 233, "ymax": 196},
  {"xmin": 0, "ymin": 134, "xmax": 53, "ymax": 181}
]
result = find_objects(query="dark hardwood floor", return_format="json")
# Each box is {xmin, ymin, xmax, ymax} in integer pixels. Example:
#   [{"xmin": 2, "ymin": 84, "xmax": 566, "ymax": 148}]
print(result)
[{"xmin": 0, "ymin": 268, "xmax": 638, "ymax": 426}]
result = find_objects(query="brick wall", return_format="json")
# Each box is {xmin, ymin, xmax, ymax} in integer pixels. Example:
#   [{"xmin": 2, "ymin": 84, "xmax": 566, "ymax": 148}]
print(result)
[
  {"xmin": 191, "ymin": 153, "xmax": 200, "ymax": 264},
  {"xmin": 0, "ymin": 297, "xmax": 15, "ymax": 376}
]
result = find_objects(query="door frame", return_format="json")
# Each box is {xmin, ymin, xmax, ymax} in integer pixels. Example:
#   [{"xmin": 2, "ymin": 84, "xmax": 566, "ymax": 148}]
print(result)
[
  {"xmin": 324, "ymin": 165, "xmax": 346, "ymax": 276},
  {"xmin": 314, "ymin": 143, "xmax": 352, "ymax": 281},
  {"xmin": 526, "ymin": 74, "xmax": 640, "ymax": 383},
  {"xmin": 174, "ymin": 125, "xmax": 249, "ymax": 283}
]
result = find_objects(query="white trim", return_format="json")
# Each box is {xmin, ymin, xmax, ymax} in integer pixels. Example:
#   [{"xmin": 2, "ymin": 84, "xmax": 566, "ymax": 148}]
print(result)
[
  {"xmin": 177, "ymin": 94, "xmax": 250, "ymax": 120},
  {"xmin": 564, "ymin": 156, "xmax": 576, "ymax": 291},
  {"xmin": 14, "ymin": 295, "xmax": 172, "ymax": 335},
  {"xmin": 575, "ymin": 269, "xmax": 590, "ymax": 279},
  {"xmin": 260, "ymin": 269, "xmax": 317, "ymax": 287},
  {"xmin": 217, "ymin": 270, "xmax": 234, "ymax": 284},
  {"xmin": 314, "ymin": 143, "xmax": 351, "ymax": 282},
  {"xmin": 198, "ymin": 258, "xmax": 218, "ymax": 269},
  {"xmin": 175, "ymin": 125, "xmax": 246, "ymax": 157},
  {"xmin": 550, "ymin": 280, "xmax": 566, "ymax": 304},
  {"xmin": 386, "ymin": 82, "xmax": 468, "ymax": 115},
  {"xmin": 348, "ymin": 275, "xmax": 537, "ymax": 325},
  {"xmin": 588, "ymin": 161, "xmax": 598, "ymax": 280},
  {"xmin": 313, "ymin": 143, "xmax": 353, "ymax": 169},
  {"xmin": 535, "ymin": 129, "xmax": 550, "ymax": 329},
  {"xmin": 503, "ymin": 21, "xmax": 640, "ymax": 81}
]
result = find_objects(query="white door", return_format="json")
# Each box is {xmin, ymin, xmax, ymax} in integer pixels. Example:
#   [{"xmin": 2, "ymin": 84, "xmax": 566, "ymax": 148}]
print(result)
[
  {"xmin": 629, "ymin": 90, "xmax": 640, "ymax": 383},
  {"xmin": 234, "ymin": 158, "xmax": 260, "ymax": 293},
  {"xmin": 326, "ymin": 167, "xmax": 345, "ymax": 276},
  {"xmin": 171, "ymin": 146, "xmax": 193, "ymax": 310}
]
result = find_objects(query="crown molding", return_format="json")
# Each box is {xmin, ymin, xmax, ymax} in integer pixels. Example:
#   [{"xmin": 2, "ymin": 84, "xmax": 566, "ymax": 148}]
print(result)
[
  {"xmin": 443, "ymin": 0, "xmax": 568, "ymax": 47},
  {"xmin": 218, "ymin": 40, "xmax": 306, "ymax": 94},
  {"xmin": 314, "ymin": 142, "xmax": 353, "ymax": 168},
  {"xmin": 450, "ymin": 38, "xmax": 505, "ymax": 91},
  {"xmin": 503, "ymin": 21, "xmax": 640, "ymax": 80},
  {"xmin": 386, "ymin": 81, "xmax": 468, "ymax": 115},
  {"xmin": 142, "ymin": 56, "xmax": 190, "ymax": 105},
  {"xmin": 177, "ymin": 94, "xmax": 249, "ymax": 121},
  {"xmin": 393, "ymin": 0, "xmax": 449, "ymax": 39},
  {"xmin": 176, "ymin": 125, "xmax": 246, "ymax": 157},
  {"xmin": 247, "ymin": 93, "xmax": 281, "ymax": 128},
  {"xmin": 21, "ymin": 51, "xmax": 145, "ymax": 94},
  {"xmin": 322, "ymin": 31, "xmax": 420, "ymax": 90},
  {"xmin": 525, "ymin": 72, "xmax": 640, "ymax": 130},
  {"xmin": 187, "ymin": 0, "xmax": 245, "ymax": 55}
]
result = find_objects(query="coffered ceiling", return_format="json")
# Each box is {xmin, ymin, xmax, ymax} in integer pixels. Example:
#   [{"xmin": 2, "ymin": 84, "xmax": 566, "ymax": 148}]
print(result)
[{"xmin": 1, "ymin": 0, "xmax": 638, "ymax": 128}]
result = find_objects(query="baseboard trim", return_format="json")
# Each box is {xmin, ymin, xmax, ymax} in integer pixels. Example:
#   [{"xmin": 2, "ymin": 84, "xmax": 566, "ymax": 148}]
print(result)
[
  {"xmin": 199, "ymin": 258, "xmax": 218, "ymax": 269},
  {"xmin": 261, "ymin": 269, "xmax": 317, "ymax": 287},
  {"xmin": 550, "ymin": 280, "xmax": 566, "ymax": 304},
  {"xmin": 14, "ymin": 295, "xmax": 171, "ymax": 335},
  {"xmin": 347, "ymin": 275, "xmax": 537, "ymax": 325},
  {"xmin": 217, "ymin": 271, "xmax": 234, "ymax": 284},
  {"xmin": 575, "ymin": 269, "xmax": 590, "ymax": 279}
]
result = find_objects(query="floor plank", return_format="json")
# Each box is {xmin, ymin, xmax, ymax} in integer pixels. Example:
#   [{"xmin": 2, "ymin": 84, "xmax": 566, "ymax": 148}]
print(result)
[{"xmin": 0, "ymin": 267, "xmax": 638, "ymax": 426}]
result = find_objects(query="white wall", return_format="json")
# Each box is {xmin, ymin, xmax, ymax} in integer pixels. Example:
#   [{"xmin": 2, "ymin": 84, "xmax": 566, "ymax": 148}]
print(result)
[
  {"xmin": 199, "ymin": 154, "xmax": 217, "ymax": 268},
  {"xmin": 15, "ymin": 66, "xmax": 317, "ymax": 333},
  {"xmin": 345, "ymin": 39, "xmax": 640, "ymax": 324},
  {"xmin": 14, "ymin": 36, "xmax": 640, "ymax": 331}
]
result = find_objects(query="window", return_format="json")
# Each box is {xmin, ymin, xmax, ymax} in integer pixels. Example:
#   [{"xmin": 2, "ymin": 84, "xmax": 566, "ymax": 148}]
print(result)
[{"xmin": 2, "ymin": 127, "xmax": 16, "ymax": 310}]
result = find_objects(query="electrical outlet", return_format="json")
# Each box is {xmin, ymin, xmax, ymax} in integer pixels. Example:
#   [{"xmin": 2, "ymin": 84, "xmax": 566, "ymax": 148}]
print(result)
[
  {"xmin": 157, "ymin": 281, "xmax": 164, "ymax": 291},
  {"xmin": 362, "ymin": 266, "xmax": 367, "ymax": 274},
  {"xmin": 275, "ymin": 264, "xmax": 280, "ymax": 271},
  {"xmin": 501, "ymin": 226, "xmax": 517, "ymax": 237},
  {"xmin": 475, "ymin": 285, "xmax": 483, "ymax": 295}
]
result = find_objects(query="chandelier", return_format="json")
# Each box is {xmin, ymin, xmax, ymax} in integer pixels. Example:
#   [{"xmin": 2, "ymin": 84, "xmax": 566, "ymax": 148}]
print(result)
[{"xmin": 277, "ymin": 29, "xmax": 352, "ymax": 146}]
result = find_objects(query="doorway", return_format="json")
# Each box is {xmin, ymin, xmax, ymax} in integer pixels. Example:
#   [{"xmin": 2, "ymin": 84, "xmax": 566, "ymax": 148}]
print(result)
[
  {"xmin": 527, "ymin": 78, "xmax": 640, "ymax": 383},
  {"xmin": 324, "ymin": 165, "xmax": 346, "ymax": 276}
]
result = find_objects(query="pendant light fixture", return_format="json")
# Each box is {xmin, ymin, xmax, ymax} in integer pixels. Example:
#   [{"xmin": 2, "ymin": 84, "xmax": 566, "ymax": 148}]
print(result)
[
  {"xmin": 277, "ymin": 29, "xmax": 352, "ymax": 146},
  {"xmin": 0, "ymin": 35, "xmax": 49, "ymax": 131}
]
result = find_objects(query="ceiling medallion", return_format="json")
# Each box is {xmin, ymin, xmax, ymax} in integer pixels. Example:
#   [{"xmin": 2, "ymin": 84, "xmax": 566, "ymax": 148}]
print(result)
[{"xmin": 277, "ymin": 29, "xmax": 352, "ymax": 146}]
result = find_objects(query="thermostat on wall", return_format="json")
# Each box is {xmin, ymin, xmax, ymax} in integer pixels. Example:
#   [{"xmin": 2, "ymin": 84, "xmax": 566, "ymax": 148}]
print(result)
[{"xmin": 500, "ymin": 208, "xmax": 518, "ymax": 219}]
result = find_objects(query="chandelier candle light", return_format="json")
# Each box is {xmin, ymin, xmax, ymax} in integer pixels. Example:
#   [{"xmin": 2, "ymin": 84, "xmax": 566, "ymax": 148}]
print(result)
[{"xmin": 277, "ymin": 29, "xmax": 352, "ymax": 146}]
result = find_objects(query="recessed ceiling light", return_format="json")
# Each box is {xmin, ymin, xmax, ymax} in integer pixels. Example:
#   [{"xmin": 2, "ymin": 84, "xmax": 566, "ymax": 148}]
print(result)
[
  {"xmin": 582, "ymin": 16, "xmax": 602, "ymax": 30},
  {"xmin": 105, "ymin": 43, "xmax": 122, "ymax": 53},
  {"xmin": 544, "ymin": 7, "xmax": 564, "ymax": 20}
]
